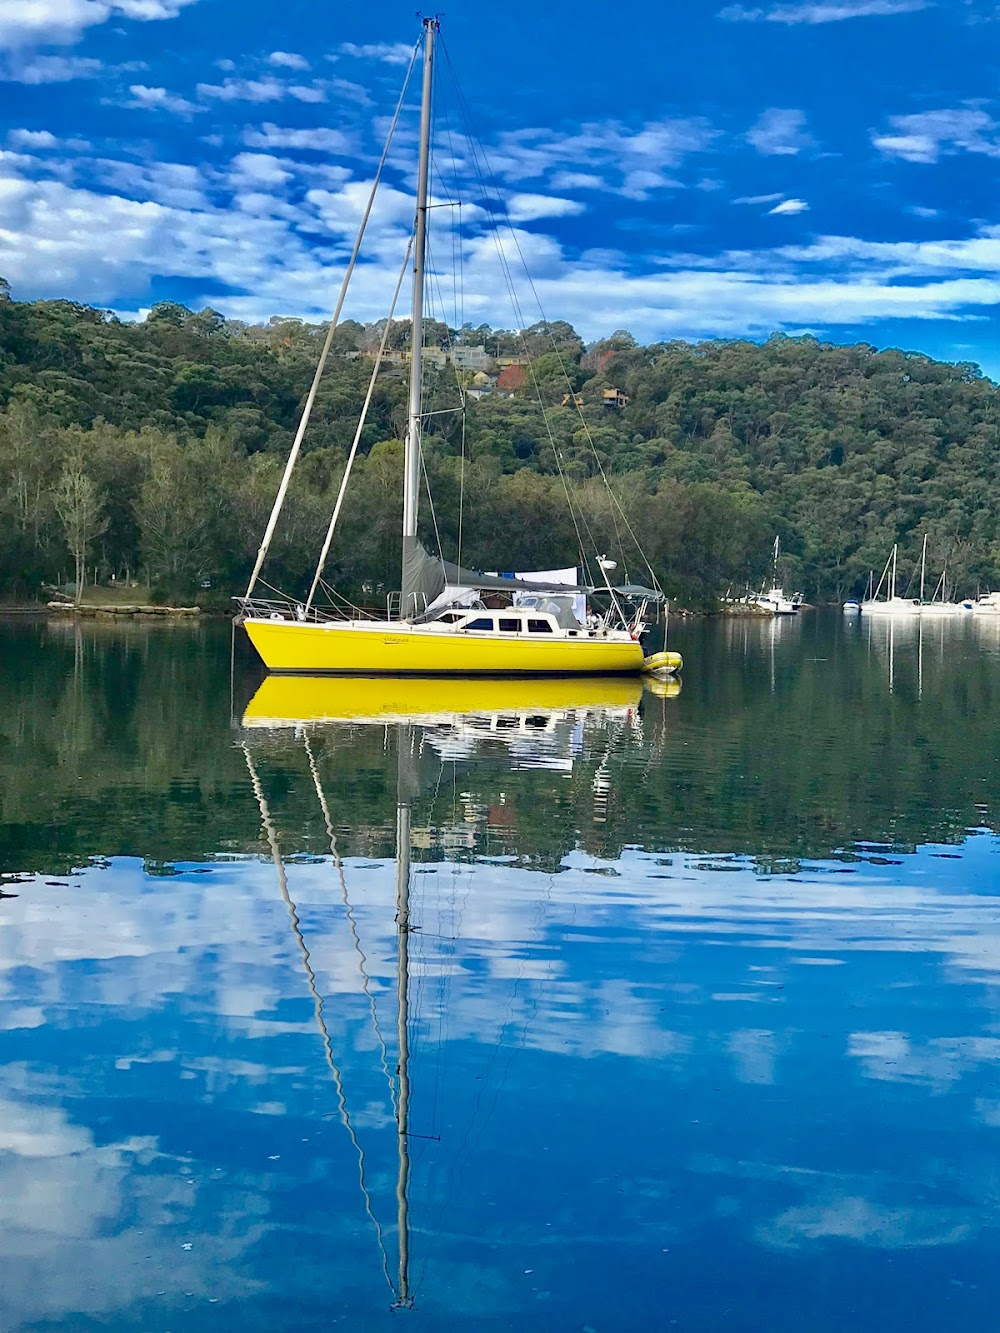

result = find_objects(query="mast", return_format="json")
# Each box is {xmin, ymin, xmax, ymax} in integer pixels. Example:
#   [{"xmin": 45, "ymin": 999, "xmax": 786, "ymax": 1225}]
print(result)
[
  {"xmin": 920, "ymin": 534, "xmax": 927, "ymax": 603},
  {"xmin": 402, "ymin": 17, "xmax": 438, "ymax": 587},
  {"xmin": 891, "ymin": 544, "xmax": 897, "ymax": 601}
]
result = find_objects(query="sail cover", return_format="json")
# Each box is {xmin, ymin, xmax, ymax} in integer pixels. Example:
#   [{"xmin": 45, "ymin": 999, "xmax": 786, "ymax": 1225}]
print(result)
[{"xmin": 402, "ymin": 538, "xmax": 588, "ymax": 618}]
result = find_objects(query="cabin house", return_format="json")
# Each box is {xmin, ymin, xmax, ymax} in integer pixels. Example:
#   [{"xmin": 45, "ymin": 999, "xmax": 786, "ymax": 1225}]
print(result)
[{"xmin": 602, "ymin": 388, "xmax": 628, "ymax": 410}]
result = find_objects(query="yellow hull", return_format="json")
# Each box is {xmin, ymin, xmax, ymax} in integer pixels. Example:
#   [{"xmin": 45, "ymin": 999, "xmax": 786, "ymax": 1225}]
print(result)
[
  {"xmin": 242, "ymin": 617, "xmax": 646, "ymax": 676},
  {"xmin": 243, "ymin": 673, "xmax": 644, "ymax": 727}
]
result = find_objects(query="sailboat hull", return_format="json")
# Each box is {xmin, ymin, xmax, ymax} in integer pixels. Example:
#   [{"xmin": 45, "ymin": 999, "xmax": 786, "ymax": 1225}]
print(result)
[{"xmin": 243, "ymin": 617, "xmax": 646, "ymax": 675}]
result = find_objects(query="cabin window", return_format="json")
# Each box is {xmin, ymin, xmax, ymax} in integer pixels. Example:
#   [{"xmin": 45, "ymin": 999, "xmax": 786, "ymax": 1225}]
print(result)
[
  {"xmin": 498, "ymin": 618, "xmax": 520, "ymax": 633},
  {"xmin": 527, "ymin": 619, "xmax": 553, "ymax": 634},
  {"xmin": 464, "ymin": 617, "xmax": 495, "ymax": 631}
]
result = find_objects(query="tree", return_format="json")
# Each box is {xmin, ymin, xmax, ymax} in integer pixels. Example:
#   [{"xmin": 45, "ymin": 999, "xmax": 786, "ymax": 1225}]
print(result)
[{"xmin": 53, "ymin": 450, "xmax": 107, "ymax": 602}]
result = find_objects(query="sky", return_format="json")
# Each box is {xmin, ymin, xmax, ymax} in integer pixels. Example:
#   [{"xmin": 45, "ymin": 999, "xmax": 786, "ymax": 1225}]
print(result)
[{"xmin": 0, "ymin": 0, "xmax": 999, "ymax": 375}]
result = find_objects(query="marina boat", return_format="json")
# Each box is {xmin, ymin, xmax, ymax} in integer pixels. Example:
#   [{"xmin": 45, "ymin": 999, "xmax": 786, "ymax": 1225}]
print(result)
[
  {"xmin": 861, "ymin": 544, "xmax": 921, "ymax": 615},
  {"xmin": 962, "ymin": 592, "xmax": 1000, "ymax": 614},
  {"xmin": 915, "ymin": 535, "xmax": 963, "ymax": 616},
  {"xmin": 842, "ymin": 599, "xmax": 861, "ymax": 615},
  {"xmin": 756, "ymin": 587, "xmax": 800, "ymax": 615},
  {"xmin": 752, "ymin": 537, "xmax": 801, "ymax": 615},
  {"xmin": 237, "ymin": 19, "xmax": 678, "ymax": 680}
]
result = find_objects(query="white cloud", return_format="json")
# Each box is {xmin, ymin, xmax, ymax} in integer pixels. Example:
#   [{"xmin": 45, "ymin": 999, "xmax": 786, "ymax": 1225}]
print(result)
[
  {"xmin": 197, "ymin": 76, "xmax": 292, "ymax": 103},
  {"xmin": 492, "ymin": 118, "xmax": 718, "ymax": 200},
  {"xmin": 769, "ymin": 198, "xmax": 810, "ymax": 214},
  {"xmin": 506, "ymin": 192, "xmax": 586, "ymax": 222},
  {"xmin": 94, "ymin": 158, "xmax": 209, "ymax": 209},
  {"xmin": 228, "ymin": 152, "xmax": 293, "ymax": 190},
  {"xmin": 338, "ymin": 41, "xmax": 414, "ymax": 66},
  {"xmin": 327, "ymin": 77, "xmax": 370, "ymax": 107},
  {"xmin": 873, "ymin": 108, "xmax": 1000, "ymax": 163},
  {"xmin": 5, "ymin": 143, "xmax": 1000, "ymax": 347},
  {"xmin": 734, "ymin": 192, "xmax": 785, "ymax": 205},
  {"xmin": 267, "ymin": 51, "xmax": 309, "ymax": 71},
  {"xmin": 747, "ymin": 108, "xmax": 812, "ymax": 156},
  {"xmin": 242, "ymin": 123, "xmax": 352, "ymax": 155},
  {"xmin": 196, "ymin": 76, "xmax": 334, "ymax": 106},
  {"xmin": 8, "ymin": 129, "xmax": 58, "ymax": 148},
  {"xmin": 288, "ymin": 83, "xmax": 328, "ymax": 105},
  {"xmin": 550, "ymin": 171, "xmax": 605, "ymax": 191},
  {"xmin": 0, "ymin": 0, "xmax": 201, "ymax": 51},
  {"xmin": 1, "ymin": 53, "xmax": 102, "ymax": 82},
  {"xmin": 719, "ymin": 0, "xmax": 929, "ymax": 22},
  {"xmin": 125, "ymin": 83, "xmax": 200, "ymax": 115},
  {"xmin": 907, "ymin": 205, "xmax": 940, "ymax": 219}
]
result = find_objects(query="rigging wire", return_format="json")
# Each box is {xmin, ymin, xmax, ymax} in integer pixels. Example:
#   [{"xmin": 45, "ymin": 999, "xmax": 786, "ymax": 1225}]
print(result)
[
  {"xmin": 240, "ymin": 743, "xmax": 396, "ymax": 1299},
  {"xmin": 435, "ymin": 100, "xmax": 469, "ymax": 569},
  {"xmin": 304, "ymin": 734, "xmax": 399, "ymax": 1113}
]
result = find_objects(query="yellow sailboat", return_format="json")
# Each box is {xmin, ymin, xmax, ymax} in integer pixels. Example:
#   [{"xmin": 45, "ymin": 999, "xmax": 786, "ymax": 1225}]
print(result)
[{"xmin": 238, "ymin": 19, "xmax": 680, "ymax": 681}]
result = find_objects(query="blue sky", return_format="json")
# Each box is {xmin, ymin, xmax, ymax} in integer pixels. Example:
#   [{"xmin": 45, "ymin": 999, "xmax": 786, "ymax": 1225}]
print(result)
[{"xmin": 1, "ymin": 0, "xmax": 999, "ymax": 375}]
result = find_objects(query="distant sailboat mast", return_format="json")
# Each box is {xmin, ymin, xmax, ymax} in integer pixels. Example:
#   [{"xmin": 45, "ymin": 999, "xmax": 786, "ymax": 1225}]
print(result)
[{"xmin": 920, "ymin": 534, "xmax": 927, "ymax": 604}]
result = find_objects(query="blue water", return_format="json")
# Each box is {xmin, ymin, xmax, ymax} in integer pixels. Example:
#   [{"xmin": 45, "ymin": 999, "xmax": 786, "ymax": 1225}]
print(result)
[{"xmin": 1, "ymin": 615, "xmax": 999, "ymax": 1330}]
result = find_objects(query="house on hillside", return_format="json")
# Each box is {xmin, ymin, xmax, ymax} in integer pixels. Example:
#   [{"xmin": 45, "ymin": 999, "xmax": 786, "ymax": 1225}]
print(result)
[
  {"xmin": 452, "ymin": 345, "xmax": 492, "ymax": 371},
  {"xmin": 465, "ymin": 371, "xmax": 495, "ymax": 401},
  {"xmin": 602, "ymin": 388, "xmax": 628, "ymax": 410}
]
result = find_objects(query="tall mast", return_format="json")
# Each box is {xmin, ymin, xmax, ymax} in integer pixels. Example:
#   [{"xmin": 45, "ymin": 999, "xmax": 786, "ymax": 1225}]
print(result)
[
  {"xmin": 920, "ymin": 534, "xmax": 927, "ymax": 603},
  {"xmin": 891, "ymin": 544, "xmax": 897, "ymax": 601},
  {"xmin": 402, "ymin": 17, "xmax": 438, "ymax": 572}
]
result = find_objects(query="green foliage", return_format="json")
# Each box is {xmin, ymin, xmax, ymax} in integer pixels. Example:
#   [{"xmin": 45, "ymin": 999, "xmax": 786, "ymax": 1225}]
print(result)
[{"xmin": 1, "ymin": 292, "xmax": 998, "ymax": 605}]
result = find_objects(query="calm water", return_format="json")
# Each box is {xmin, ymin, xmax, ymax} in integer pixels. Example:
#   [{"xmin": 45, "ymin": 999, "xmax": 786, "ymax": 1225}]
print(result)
[{"xmin": 2, "ymin": 613, "xmax": 1000, "ymax": 1331}]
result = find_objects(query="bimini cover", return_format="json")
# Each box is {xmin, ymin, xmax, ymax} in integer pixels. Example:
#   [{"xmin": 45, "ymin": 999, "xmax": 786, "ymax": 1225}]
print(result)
[
  {"xmin": 594, "ymin": 583, "xmax": 665, "ymax": 602},
  {"xmin": 403, "ymin": 538, "xmax": 587, "ymax": 619}
]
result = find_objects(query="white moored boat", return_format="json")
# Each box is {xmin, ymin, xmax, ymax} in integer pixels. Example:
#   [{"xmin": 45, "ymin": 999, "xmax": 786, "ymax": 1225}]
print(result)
[
  {"xmin": 752, "ymin": 538, "xmax": 801, "ymax": 615},
  {"xmin": 915, "ymin": 535, "xmax": 962, "ymax": 616},
  {"xmin": 861, "ymin": 545, "xmax": 921, "ymax": 615}
]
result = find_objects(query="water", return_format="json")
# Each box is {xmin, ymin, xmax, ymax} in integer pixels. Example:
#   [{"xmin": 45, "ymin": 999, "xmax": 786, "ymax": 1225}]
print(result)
[{"xmin": 2, "ymin": 612, "xmax": 1000, "ymax": 1331}]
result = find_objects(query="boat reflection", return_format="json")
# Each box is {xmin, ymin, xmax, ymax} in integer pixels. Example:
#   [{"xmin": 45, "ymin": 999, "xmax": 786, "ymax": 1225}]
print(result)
[
  {"xmin": 242, "ymin": 673, "xmax": 645, "ymax": 728},
  {"xmin": 243, "ymin": 674, "xmax": 652, "ymax": 771},
  {"xmin": 238, "ymin": 674, "xmax": 672, "ymax": 1310}
]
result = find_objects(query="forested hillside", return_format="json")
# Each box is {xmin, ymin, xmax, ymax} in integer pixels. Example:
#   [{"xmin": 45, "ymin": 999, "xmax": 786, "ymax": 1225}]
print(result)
[{"xmin": 2, "ymin": 281, "xmax": 998, "ymax": 606}]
